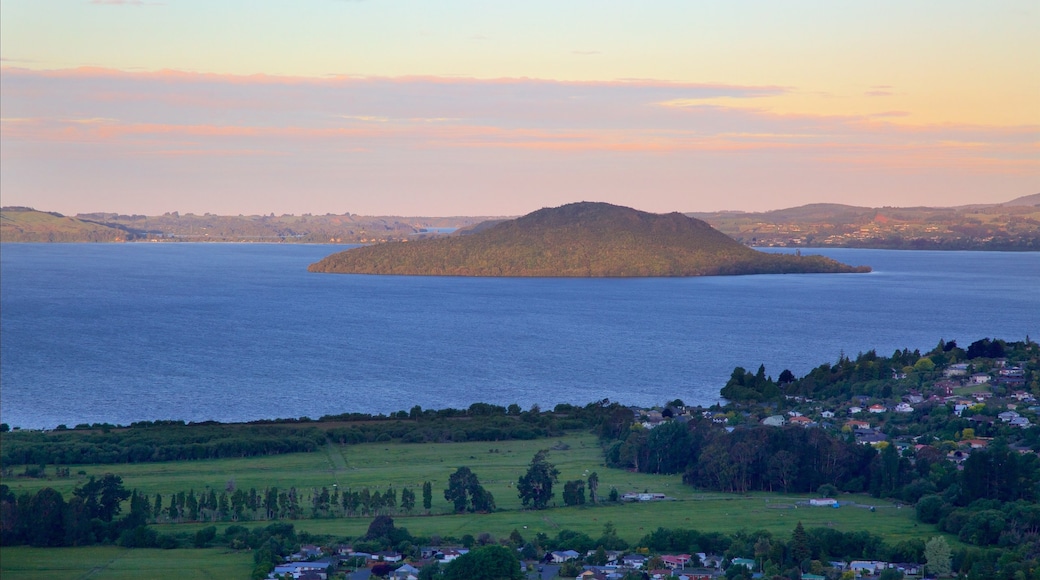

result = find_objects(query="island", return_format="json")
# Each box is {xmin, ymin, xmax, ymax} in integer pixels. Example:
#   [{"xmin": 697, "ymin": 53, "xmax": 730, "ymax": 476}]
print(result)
[{"xmin": 308, "ymin": 202, "xmax": 871, "ymax": 276}]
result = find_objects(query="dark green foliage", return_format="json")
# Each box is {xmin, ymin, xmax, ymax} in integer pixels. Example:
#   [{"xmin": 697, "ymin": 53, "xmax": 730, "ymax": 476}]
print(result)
[
  {"xmin": 72, "ymin": 474, "xmax": 130, "ymax": 522},
  {"xmin": 562, "ymin": 479, "xmax": 586, "ymax": 506},
  {"xmin": 587, "ymin": 471, "xmax": 599, "ymax": 503},
  {"xmin": 309, "ymin": 202, "xmax": 870, "ymax": 277},
  {"xmin": 441, "ymin": 544, "xmax": 523, "ymax": 580},
  {"xmin": 193, "ymin": 525, "xmax": 217, "ymax": 548},
  {"xmin": 721, "ymin": 365, "xmax": 781, "ymax": 403},
  {"xmin": 422, "ymin": 481, "xmax": 433, "ymax": 511},
  {"xmin": 790, "ymin": 522, "xmax": 811, "ymax": 565},
  {"xmin": 966, "ymin": 338, "xmax": 1005, "ymax": 359},
  {"xmin": 0, "ymin": 402, "xmax": 628, "ymax": 467},
  {"xmin": 444, "ymin": 467, "xmax": 495, "ymax": 513},
  {"xmin": 517, "ymin": 450, "xmax": 559, "ymax": 509},
  {"xmin": 916, "ymin": 495, "xmax": 945, "ymax": 524},
  {"xmin": 26, "ymin": 488, "xmax": 65, "ymax": 546}
]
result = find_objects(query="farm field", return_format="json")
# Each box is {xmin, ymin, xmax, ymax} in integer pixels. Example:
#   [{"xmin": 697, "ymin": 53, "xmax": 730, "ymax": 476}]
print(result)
[
  {"xmin": 0, "ymin": 546, "xmax": 252, "ymax": 580},
  {"xmin": 2, "ymin": 432, "xmax": 942, "ymax": 579}
]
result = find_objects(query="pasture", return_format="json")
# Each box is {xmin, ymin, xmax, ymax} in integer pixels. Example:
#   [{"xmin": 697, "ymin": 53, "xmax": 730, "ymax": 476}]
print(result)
[
  {"xmin": 0, "ymin": 546, "xmax": 252, "ymax": 580},
  {"xmin": 2, "ymin": 431, "xmax": 935, "ymax": 579}
]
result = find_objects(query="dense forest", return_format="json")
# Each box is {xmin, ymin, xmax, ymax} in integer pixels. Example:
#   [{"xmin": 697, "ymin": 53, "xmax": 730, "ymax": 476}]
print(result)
[{"xmin": 308, "ymin": 202, "xmax": 870, "ymax": 277}]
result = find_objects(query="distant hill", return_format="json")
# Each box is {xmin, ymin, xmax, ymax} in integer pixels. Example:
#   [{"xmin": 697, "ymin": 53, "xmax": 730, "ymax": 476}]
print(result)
[
  {"xmin": 0, "ymin": 207, "xmax": 137, "ymax": 242},
  {"xmin": 1003, "ymin": 193, "xmax": 1040, "ymax": 207},
  {"xmin": 689, "ymin": 195, "xmax": 1040, "ymax": 251},
  {"xmin": 308, "ymin": 202, "xmax": 870, "ymax": 277},
  {"xmin": 0, "ymin": 207, "xmax": 495, "ymax": 243}
]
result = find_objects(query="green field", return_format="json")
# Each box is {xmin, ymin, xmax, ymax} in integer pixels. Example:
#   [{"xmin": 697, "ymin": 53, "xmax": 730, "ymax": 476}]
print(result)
[
  {"xmin": 2, "ymin": 433, "xmax": 939, "ymax": 578},
  {"xmin": 0, "ymin": 546, "xmax": 252, "ymax": 580}
]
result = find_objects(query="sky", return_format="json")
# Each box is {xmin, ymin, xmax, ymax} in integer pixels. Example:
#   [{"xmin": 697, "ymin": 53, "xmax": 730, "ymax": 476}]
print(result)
[{"xmin": 1, "ymin": 0, "xmax": 1037, "ymax": 216}]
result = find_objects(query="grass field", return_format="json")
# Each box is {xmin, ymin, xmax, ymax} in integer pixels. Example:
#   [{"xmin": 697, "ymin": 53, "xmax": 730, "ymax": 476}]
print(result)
[
  {"xmin": 0, "ymin": 546, "xmax": 252, "ymax": 580},
  {"xmin": 1, "ymin": 433, "xmax": 943, "ymax": 578}
]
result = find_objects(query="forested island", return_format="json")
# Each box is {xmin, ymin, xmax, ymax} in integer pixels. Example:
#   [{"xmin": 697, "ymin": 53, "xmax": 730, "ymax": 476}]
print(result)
[
  {"xmin": 2, "ymin": 337, "xmax": 1038, "ymax": 579},
  {"xmin": 308, "ymin": 202, "xmax": 870, "ymax": 277}
]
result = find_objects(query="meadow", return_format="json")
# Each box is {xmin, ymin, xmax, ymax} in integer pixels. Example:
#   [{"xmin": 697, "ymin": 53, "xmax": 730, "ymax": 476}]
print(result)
[
  {"xmin": 3, "ymin": 432, "xmax": 924, "ymax": 545},
  {"xmin": 0, "ymin": 546, "xmax": 252, "ymax": 580}
]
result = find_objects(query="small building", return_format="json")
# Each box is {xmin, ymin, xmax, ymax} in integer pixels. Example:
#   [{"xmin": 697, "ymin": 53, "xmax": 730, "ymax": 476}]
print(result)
[
  {"xmin": 730, "ymin": 558, "xmax": 756, "ymax": 570},
  {"xmin": 809, "ymin": 498, "xmax": 837, "ymax": 507},
  {"xmin": 552, "ymin": 550, "xmax": 581, "ymax": 563}
]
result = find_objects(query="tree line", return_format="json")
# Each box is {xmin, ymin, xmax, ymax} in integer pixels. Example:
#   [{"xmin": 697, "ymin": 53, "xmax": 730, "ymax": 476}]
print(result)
[{"xmin": 0, "ymin": 401, "xmax": 624, "ymax": 467}]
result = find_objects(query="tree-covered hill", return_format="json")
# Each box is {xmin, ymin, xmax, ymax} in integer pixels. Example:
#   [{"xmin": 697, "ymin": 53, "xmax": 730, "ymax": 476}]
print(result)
[{"xmin": 308, "ymin": 202, "xmax": 871, "ymax": 277}]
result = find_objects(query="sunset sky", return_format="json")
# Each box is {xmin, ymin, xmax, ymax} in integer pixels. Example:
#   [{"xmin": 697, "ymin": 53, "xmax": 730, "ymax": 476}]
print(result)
[{"xmin": 2, "ymin": 0, "xmax": 1037, "ymax": 216}]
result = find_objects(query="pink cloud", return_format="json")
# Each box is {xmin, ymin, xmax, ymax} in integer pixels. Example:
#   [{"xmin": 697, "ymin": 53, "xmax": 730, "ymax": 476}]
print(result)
[{"xmin": 2, "ymin": 66, "xmax": 1036, "ymax": 215}]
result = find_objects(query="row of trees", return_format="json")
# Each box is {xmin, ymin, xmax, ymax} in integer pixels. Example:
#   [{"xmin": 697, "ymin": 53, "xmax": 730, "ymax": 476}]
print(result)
[{"xmin": 0, "ymin": 400, "xmax": 630, "ymax": 467}]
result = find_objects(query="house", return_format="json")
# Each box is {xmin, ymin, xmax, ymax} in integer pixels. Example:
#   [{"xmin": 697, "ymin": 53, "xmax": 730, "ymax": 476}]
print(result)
[
  {"xmin": 1011, "ymin": 417, "xmax": 1032, "ymax": 428},
  {"xmin": 821, "ymin": 410, "xmax": 835, "ymax": 419},
  {"xmin": 552, "ymin": 550, "xmax": 581, "ymax": 563},
  {"xmin": 934, "ymin": 380, "xmax": 958, "ymax": 396},
  {"xmin": 390, "ymin": 564, "xmax": 421, "ymax": 580},
  {"xmin": 944, "ymin": 363, "xmax": 969, "ymax": 377},
  {"xmin": 850, "ymin": 561, "xmax": 886, "ymax": 575},
  {"xmin": 846, "ymin": 420, "xmax": 871, "ymax": 430},
  {"xmin": 868, "ymin": 404, "xmax": 887, "ymax": 414},
  {"xmin": 790, "ymin": 415, "xmax": 813, "ymax": 426},
  {"xmin": 272, "ymin": 561, "xmax": 332, "ymax": 580},
  {"xmin": 762, "ymin": 415, "xmax": 786, "ymax": 427},
  {"xmin": 894, "ymin": 402, "xmax": 914, "ymax": 413},
  {"xmin": 962, "ymin": 439, "xmax": 990, "ymax": 449},
  {"xmin": 970, "ymin": 373, "xmax": 991, "ymax": 385},
  {"xmin": 676, "ymin": 571, "xmax": 722, "ymax": 580},
  {"xmin": 661, "ymin": 554, "xmax": 693, "ymax": 569},
  {"xmin": 373, "ymin": 551, "xmax": 402, "ymax": 563},
  {"xmin": 848, "ymin": 406, "xmax": 863, "ymax": 414},
  {"xmin": 999, "ymin": 411, "xmax": 1021, "ymax": 423},
  {"xmin": 439, "ymin": 549, "xmax": 468, "ymax": 563},
  {"xmin": 696, "ymin": 553, "xmax": 723, "ymax": 569},
  {"xmin": 809, "ymin": 498, "xmax": 837, "ymax": 507},
  {"xmin": 855, "ymin": 432, "xmax": 888, "ymax": 446},
  {"xmin": 290, "ymin": 545, "xmax": 325, "ymax": 560},
  {"xmin": 730, "ymin": 558, "xmax": 756, "ymax": 569},
  {"xmin": 622, "ymin": 554, "xmax": 648, "ymax": 569}
]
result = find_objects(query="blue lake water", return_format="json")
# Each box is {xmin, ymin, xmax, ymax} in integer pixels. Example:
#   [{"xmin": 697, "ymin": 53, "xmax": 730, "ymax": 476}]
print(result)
[{"xmin": 1, "ymin": 244, "xmax": 1037, "ymax": 429}]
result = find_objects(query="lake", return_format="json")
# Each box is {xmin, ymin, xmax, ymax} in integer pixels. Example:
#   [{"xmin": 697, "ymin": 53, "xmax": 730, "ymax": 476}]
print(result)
[{"xmin": 1, "ymin": 244, "xmax": 1037, "ymax": 429}]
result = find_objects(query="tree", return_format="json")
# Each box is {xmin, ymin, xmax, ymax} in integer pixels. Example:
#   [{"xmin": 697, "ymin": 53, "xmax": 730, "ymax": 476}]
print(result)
[
  {"xmin": 400, "ymin": 487, "xmax": 416, "ymax": 513},
  {"xmin": 444, "ymin": 467, "xmax": 494, "ymax": 513},
  {"xmin": 365, "ymin": 514, "xmax": 396, "ymax": 541},
  {"xmin": 72, "ymin": 473, "xmax": 130, "ymax": 522},
  {"xmin": 422, "ymin": 481, "xmax": 433, "ymax": 512},
  {"xmin": 27, "ymin": 488, "xmax": 65, "ymax": 547},
  {"xmin": 563, "ymin": 480, "xmax": 586, "ymax": 506},
  {"xmin": 517, "ymin": 450, "xmax": 559, "ymax": 509},
  {"xmin": 925, "ymin": 536, "xmax": 952, "ymax": 577},
  {"xmin": 193, "ymin": 525, "xmax": 217, "ymax": 548},
  {"xmin": 587, "ymin": 472, "xmax": 599, "ymax": 504},
  {"xmin": 790, "ymin": 522, "xmax": 811, "ymax": 566}
]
